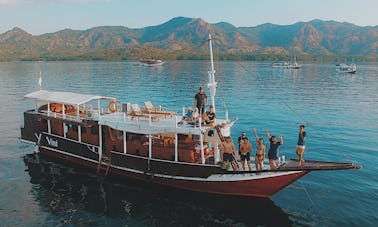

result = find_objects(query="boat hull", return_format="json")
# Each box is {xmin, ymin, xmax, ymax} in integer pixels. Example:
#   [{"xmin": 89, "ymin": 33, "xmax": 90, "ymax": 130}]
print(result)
[
  {"xmin": 36, "ymin": 144, "xmax": 308, "ymax": 198},
  {"xmin": 149, "ymin": 171, "xmax": 308, "ymax": 198}
]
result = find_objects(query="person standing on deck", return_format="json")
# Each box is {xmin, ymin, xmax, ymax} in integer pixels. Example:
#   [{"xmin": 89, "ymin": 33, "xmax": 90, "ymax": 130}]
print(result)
[
  {"xmin": 239, "ymin": 137, "xmax": 252, "ymax": 171},
  {"xmin": 194, "ymin": 87, "xmax": 207, "ymax": 115},
  {"xmin": 253, "ymin": 128, "xmax": 266, "ymax": 172},
  {"xmin": 266, "ymin": 129, "xmax": 284, "ymax": 170},
  {"xmin": 238, "ymin": 132, "xmax": 249, "ymax": 156},
  {"xmin": 296, "ymin": 124, "xmax": 307, "ymax": 166}
]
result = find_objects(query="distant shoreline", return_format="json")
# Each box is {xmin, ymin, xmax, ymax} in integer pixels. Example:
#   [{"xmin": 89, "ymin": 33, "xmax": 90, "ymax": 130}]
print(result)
[{"xmin": 1, "ymin": 54, "xmax": 376, "ymax": 63}]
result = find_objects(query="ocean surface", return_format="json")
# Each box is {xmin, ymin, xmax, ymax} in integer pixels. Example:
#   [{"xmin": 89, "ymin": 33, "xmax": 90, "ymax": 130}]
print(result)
[{"xmin": 0, "ymin": 60, "xmax": 377, "ymax": 226}]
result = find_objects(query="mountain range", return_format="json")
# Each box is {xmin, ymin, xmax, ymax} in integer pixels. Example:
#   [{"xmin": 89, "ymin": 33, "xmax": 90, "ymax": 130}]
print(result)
[{"xmin": 0, "ymin": 17, "xmax": 377, "ymax": 61}]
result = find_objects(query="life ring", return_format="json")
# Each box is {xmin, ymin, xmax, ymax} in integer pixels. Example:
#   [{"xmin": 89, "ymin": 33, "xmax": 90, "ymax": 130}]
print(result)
[{"xmin": 108, "ymin": 100, "xmax": 118, "ymax": 113}]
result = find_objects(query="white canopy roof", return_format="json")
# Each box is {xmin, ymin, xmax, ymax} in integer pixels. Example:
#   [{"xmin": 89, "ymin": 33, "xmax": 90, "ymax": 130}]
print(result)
[{"xmin": 24, "ymin": 90, "xmax": 113, "ymax": 106}]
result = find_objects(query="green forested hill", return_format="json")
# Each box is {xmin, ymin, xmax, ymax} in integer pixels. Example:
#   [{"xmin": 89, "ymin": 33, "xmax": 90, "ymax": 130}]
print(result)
[{"xmin": 0, "ymin": 17, "xmax": 377, "ymax": 61}]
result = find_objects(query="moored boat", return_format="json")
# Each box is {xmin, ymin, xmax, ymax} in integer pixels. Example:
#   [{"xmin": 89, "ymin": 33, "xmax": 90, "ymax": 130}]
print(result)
[
  {"xmin": 271, "ymin": 62, "xmax": 290, "ymax": 68},
  {"xmin": 139, "ymin": 59, "xmax": 164, "ymax": 66},
  {"xmin": 337, "ymin": 63, "xmax": 357, "ymax": 74},
  {"xmin": 20, "ymin": 34, "xmax": 360, "ymax": 198},
  {"xmin": 272, "ymin": 57, "xmax": 301, "ymax": 69}
]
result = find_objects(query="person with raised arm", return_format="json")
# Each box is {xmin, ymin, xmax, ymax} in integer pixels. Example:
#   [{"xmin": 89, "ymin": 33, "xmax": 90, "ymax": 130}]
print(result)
[
  {"xmin": 253, "ymin": 128, "xmax": 266, "ymax": 172},
  {"xmin": 296, "ymin": 124, "xmax": 307, "ymax": 166},
  {"xmin": 266, "ymin": 128, "xmax": 284, "ymax": 170}
]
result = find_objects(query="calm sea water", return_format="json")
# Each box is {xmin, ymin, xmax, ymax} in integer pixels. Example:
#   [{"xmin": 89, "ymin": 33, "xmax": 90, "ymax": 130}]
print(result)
[{"xmin": 0, "ymin": 61, "xmax": 377, "ymax": 226}]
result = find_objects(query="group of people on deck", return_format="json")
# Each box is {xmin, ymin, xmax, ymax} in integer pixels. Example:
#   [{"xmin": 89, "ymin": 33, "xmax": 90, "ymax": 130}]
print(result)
[
  {"xmin": 181, "ymin": 87, "xmax": 216, "ymax": 126},
  {"xmin": 188, "ymin": 86, "xmax": 307, "ymax": 170},
  {"xmin": 237, "ymin": 125, "xmax": 307, "ymax": 172}
]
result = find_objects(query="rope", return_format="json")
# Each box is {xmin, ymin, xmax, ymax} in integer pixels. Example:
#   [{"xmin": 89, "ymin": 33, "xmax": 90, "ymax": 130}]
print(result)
[{"xmin": 300, "ymin": 181, "xmax": 316, "ymax": 211}]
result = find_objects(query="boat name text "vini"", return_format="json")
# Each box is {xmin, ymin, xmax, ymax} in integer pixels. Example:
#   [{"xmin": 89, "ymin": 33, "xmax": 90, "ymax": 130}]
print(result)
[{"xmin": 46, "ymin": 136, "xmax": 58, "ymax": 147}]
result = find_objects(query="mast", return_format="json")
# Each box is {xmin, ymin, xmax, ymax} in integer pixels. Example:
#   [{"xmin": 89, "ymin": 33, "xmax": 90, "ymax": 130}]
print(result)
[
  {"xmin": 207, "ymin": 34, "xmax": 217, "ymax": 113},
  {"xmin": 207, "ymin": 34, "xmax": 221, "ymax": 164}
]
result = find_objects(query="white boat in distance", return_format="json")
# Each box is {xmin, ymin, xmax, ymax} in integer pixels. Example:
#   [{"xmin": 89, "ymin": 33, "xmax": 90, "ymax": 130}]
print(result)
[
  {"xmin": 272, "ymin": 57, "xmax": 301, "ymax": 69},
  {"xmin": 337, "ymin": 63, "xmax": 357, "ymax": 74},
  {"xmin": 271, "ymin": 62, "xmax": 290, "ymax": 68},
  {"xmin": 139, "ymin": 59, "xmax": 164, "ymax": 66}
]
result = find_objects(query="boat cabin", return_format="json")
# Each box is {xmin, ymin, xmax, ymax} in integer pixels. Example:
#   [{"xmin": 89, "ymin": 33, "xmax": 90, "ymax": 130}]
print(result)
[{"xmin": 21, "ymin": 90, "xmax": 234, "ymax": 169}]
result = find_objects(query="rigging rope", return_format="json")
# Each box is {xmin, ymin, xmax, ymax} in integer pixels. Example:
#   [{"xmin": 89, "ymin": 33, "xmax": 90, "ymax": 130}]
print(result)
[{"xmin": 300, "ymin": 181, "xmax": 316, "ymax": 211}]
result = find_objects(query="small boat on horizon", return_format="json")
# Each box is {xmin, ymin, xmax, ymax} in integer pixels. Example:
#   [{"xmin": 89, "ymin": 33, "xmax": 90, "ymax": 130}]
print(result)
[
  {"xmin": 337, "ymin": 63, "xmax": 357, "ymax": 74},
  {"xmin": 139, "ymin": 59, "xmax": 164, "ymax": 66},
  {"xmin": 20, "ymin": 34, "xmax": 360, "ymax": 198},
  {"xmin": 272, "ymin": 57, "xmax": 301, "ymax": 69}
]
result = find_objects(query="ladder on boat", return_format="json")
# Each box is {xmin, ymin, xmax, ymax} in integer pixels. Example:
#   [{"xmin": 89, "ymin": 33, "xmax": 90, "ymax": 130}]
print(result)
[
  {"xmin": 215, "ymin": 125, "xmax": 239, "ymax": 170},
  {"xmin": 215, "ymin": 125, "xmax": 226, "ymax": 143},
  {"xmin": 215, "ymin": 125, "xmax": 237, "ymax": 153},
  {"xmin": 97, "ymin": 154, "xmax": 111, "ymax": 176}
]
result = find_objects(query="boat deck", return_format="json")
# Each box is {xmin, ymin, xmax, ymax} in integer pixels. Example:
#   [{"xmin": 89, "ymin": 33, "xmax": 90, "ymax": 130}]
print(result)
[
  {"xmin": 99, "ymin": 112, "xmax": 230, "ymax": 136},
  {"xmin": 230, "ymin": 158, "xmax": 361, "ymax": 173},
  {"xmin": 279, "ymin": 159, "xmax": 360, "ymax": 171}
]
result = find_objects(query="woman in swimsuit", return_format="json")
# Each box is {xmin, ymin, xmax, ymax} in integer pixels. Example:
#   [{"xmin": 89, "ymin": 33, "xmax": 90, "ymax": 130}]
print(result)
[{"xmin": 253, "ymin": 128, "xmax": 266, "ymax": 172}]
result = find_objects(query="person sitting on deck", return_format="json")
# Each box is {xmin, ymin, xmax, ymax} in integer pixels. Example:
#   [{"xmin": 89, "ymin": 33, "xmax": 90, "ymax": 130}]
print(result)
[
  {"xmin": 203, "ymin": 105, "xmax": 216, "ymax": 126},
  {"xmin": 179, "ymin": 107, "xmax": 195, "ymax": 125},
  {"xmin": 192, "ymin": 107, "xmax": 199, "ymax": 122},
  {"xmin": 183, "ymin": 107, "xmax": 193, "ymax": 120}
]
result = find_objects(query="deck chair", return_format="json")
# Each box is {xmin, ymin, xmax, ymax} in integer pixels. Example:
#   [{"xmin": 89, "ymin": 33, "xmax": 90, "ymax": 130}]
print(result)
[
  {"xmin": 130, "ymin": 103, "xmax": 143, "ymax": 116},
  {"xmin": 143, "ymin": 101, "xmax": 176, "ymax": 117},
  {"xmin": 130, "ymin": 103, "xmax": 159, "ymax": 121}
]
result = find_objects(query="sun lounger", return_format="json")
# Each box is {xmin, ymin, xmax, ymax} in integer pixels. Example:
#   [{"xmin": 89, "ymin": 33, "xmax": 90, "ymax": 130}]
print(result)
[
  {"xmin": 130, "ymin": 103, "xmax": 159, "ymax": 121},
  {"xmin": 142, "ymin": 101, "xmax": 176, "ymax": 117}
]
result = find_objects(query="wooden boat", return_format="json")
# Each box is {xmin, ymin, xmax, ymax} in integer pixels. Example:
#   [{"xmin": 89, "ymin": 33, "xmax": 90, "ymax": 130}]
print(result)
[
  {"xmin": 20, "ymin": 35, "xmax": 360, "ymax": 198},
  {"xmin": 139, "ymin": 59, "xmax": 164, "ymax": 66},
  {"xmin": 337, "ymin": 63, "xmax": 357, "ymax": 74}
]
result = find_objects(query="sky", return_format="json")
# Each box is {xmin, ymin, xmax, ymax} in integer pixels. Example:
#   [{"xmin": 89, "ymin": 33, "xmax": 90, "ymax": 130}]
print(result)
[{"xmin": 1, "ymin": 0, "xmax": 378, "ymax": 35}]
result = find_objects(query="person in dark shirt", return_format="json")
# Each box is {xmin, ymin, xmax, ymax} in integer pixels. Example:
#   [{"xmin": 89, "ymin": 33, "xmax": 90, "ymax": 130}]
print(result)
[
  {"xmin": 194, "ymin": 87, "xmax": 207, "ymax": 114},
  {"xmin": 204, "ymin": 105, "xmax": 216, "ymax": 126},
  {"xmin": 296, "ymin": 124, "xmax": 307, "ymax": 166},
  {"xmin": 266, "ymin": 128, "xmax": 284, "ymax": 170}
]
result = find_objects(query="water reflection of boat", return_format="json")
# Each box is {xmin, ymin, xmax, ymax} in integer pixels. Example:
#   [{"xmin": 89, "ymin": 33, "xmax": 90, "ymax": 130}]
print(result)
[
  {"xmin": 336, "ymin": 63, "xmax": 357, "ymax": 74},
  {"xmin": 20, "ymin": 34, "xmax": 360, "ymax": 199},
  {"xmin": 23, "ymin": 153, "xmax": 293, "ymax": 226},
  {"xmin": 139, "ymin": 59, "xmax": 164, "ymax": 66}
]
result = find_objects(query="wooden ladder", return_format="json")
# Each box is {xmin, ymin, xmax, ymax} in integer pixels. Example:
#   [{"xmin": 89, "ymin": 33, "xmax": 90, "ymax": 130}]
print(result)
[
  {"xmin": 215, "ymin": 125, "xmax": 239, "ymax": 170},
  {"xmin": 214, "ymin": 125, "xmax": 226, "ymax": 143},
  {"xmin": 97, "ymin": 154, "xmax": 111, "ymax": 176}
]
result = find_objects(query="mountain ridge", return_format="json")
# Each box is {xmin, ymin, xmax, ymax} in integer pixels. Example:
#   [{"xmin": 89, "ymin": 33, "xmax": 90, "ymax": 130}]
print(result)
[{"xmin": 0, "ymin": 17, "xmax": 377, "ymax": 61}]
